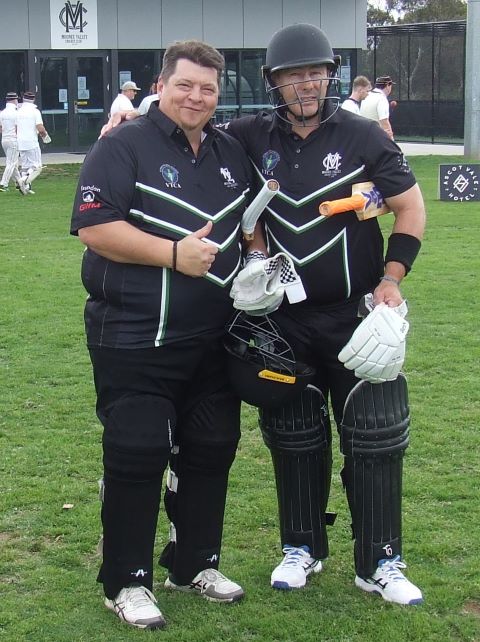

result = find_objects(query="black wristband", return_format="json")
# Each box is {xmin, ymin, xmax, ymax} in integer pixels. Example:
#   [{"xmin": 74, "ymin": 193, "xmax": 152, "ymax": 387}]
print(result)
[
  {"xmin": 385, "ymin": 232, "xmax": 421, "ymax": 274},
  {"xmin": 172, "ymin": 240, "xmax": 178, "ymax": 271}
]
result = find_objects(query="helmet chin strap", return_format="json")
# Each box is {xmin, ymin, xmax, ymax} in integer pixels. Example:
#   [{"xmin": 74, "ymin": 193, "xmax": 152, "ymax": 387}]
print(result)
[
  {"xmin": 287, "ymin": 104, "xmax": 320, "ymax": 124},
  {"xmin": 278, "ymin": 95, "xmax": 340, "ymax": 128}
]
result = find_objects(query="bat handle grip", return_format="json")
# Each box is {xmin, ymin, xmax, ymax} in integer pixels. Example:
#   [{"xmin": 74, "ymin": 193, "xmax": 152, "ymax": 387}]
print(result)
[{"xmin": 319, "ymin": 194, "xmax": 366, "ymax": 217}]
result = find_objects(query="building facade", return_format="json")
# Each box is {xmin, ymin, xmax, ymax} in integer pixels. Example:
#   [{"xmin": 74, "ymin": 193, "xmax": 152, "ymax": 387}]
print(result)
[{"xmin": 0, "ymin": 0, "xmax": 366, "ymax": 152}]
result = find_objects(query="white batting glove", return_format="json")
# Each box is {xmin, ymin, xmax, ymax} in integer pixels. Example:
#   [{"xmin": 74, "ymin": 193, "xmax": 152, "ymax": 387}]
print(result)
[
  {"xmin": 338, "ymin": 300, "xmax": 409, "ymax": 383},
  {"xmin": 42, "ymin": 133, "xmax": 52, "ymax": 144},
  {"xmin": 230, "ymin": 252, "xmax": 306, "ymax": 316}
]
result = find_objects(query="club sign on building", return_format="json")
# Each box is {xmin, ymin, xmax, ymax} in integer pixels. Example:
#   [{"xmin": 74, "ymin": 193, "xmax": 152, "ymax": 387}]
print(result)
[{"xmin": 50, "ymin": 0, "xmax": 98, "ymax": 49}]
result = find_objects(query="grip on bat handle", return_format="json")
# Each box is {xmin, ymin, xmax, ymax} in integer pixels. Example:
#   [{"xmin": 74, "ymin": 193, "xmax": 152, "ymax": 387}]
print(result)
[
  {"xmin": 266, "ymin": 179, "xmax": 280, "ymax": 192},
  {"xmin": 319, "ymin": 193, "xmax": 367, "ymax": 217}
]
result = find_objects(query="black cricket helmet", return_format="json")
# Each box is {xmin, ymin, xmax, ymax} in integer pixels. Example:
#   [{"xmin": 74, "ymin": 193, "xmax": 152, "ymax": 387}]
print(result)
[
  {"xmin": 224, "ymin": 311, "xmax": 315, "ymax": 409},
  {"xmin": 262, "ymin": 23, "xmax": 341, "ymax": 126}
]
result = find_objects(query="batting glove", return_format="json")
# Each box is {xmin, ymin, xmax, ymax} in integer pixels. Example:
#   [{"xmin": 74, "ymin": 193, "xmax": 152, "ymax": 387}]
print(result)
[
  {"xmin": 230, "ymin": 252, "xmax": 306, "ymax": 316},
  {"xmin": 338, "ymin": 300, "xmax": 409, "ymax": 383}
]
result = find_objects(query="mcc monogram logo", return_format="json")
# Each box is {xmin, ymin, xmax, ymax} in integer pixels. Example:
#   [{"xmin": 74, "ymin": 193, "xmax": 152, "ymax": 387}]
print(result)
[{"xmin": 59, "ymin": 1, "xmax": 88, "ymax": 32}]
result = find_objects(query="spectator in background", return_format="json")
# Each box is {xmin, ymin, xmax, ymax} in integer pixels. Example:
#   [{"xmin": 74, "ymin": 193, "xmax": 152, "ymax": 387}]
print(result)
[
  {"xmin": 359, "ymin": 75, "xmax": 395, "ymax": 140},
  {"xmin": 0, "ymin": 92, "xmax": 22, "ymax": 192},
  {"xmin": 16, "ymin": 91, "xmax": 50, "ymax": 195},
  {"xmin": 137, "ymin": 74, "xmax": 161, "ymax": 115},
  {"xmin": 341, "ymin": 75, "xmax": 371, "ymax": 115},
  {"xmin": 110, "ymin": 80, "xmax": 141, "ymax": 116}
]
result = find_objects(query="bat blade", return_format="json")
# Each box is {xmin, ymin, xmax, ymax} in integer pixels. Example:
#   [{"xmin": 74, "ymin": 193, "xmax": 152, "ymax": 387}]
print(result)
[
  {"xmin": 319, "ymin": 181, "xmax": 391, "ymax": 221},
  {"xmin": 352, "ymin": 181, "xmax": 390, "ymax": 220}
]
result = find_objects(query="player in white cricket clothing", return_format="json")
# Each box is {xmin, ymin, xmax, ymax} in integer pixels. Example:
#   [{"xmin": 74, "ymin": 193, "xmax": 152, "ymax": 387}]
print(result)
[
  {"xmin": 341, "ymin": 75, "xmax": 371, "ymax": 115},
  {"xmin": 0, "ymin": 92, "xmax": 22, "ymax": 192},
  {"xmin": 16, "ymin": 91, "xmax": 50, "ymax": 195},
  {"xmin": 137, "ymin": 74, "xmax": 160, "ymax": 115},
  {"xmin": 360, "ymin": 75, "xmax": 395, "ymax": 139}
]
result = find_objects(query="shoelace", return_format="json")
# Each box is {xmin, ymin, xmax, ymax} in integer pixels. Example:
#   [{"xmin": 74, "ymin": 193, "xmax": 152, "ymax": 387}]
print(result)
[
  {"xmin": 280, "ymin": 547, "xmax": 309, "ymax": 567},
  {"xmin": 195, "ymin": 569, "xmax": 228, "ymax": 594},
  {"xmin": 379, "ymin": 555, "xmax": 408, "ymax": 581},
  {"xmin": 125, "ymin": 586, "xmax": 156, "ymax": 609}
]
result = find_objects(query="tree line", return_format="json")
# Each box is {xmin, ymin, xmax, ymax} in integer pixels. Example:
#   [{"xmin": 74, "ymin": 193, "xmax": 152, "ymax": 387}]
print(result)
[{"xmin": 368, "ymin": 0, "xmax": 467, "ymax": 26}]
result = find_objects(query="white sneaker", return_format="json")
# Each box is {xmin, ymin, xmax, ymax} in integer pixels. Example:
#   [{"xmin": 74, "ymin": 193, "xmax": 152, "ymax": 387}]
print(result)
[
  {"xmin": 165, "ymin": 568, "xmax": 244, "ymax": 603},
  {"xmin": 355, "ymin": 555, "xmax": 423, "ymax": 605},
  {"xmin": 18, "ymin": 177, "xmax": 30, "ymax": 195},
  {"xmin": 104, "ymin": 584, "xmax": 166, "ymax": 629},
  {"xmin": 271, "ymin": 545, "xmax": 322, "ymax": 590}
]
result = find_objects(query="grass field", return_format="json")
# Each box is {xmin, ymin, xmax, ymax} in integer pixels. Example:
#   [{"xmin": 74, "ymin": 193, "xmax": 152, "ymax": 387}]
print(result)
[{"xmin": 1, "ymin": 158, "xmax": 479, "ymax": 641}]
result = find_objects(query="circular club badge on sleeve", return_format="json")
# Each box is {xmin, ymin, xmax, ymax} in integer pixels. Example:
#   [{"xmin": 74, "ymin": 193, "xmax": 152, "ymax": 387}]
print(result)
[{"xmin": 439, "ymin": 164, "xmax": 480, "ymax": 202}]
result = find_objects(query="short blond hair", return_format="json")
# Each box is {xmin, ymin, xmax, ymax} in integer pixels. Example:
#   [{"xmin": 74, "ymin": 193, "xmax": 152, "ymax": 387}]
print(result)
[{"xmin": 352, "ymin": 75, "xmax": 371, "ymax": 91}]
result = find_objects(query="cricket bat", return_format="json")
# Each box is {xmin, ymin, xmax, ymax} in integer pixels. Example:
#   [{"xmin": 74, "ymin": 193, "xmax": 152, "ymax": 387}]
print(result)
[
  {"xmin": 319, "ymin": 181, "xmax": 391, "ymax": 221},
  {"xmin": 242, "ymin": 179, "xmax": 280, "ymax": 240}
]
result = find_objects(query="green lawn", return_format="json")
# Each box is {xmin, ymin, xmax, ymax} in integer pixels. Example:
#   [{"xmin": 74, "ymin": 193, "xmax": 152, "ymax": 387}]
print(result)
[{"xmin": 0, "ymin": 159, "xmax": 479, "ymax": 641}]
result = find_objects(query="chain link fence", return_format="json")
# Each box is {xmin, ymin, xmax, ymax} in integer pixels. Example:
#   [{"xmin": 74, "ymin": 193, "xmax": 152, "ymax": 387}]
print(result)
[{"xmin": 358, "ymin": 21, "xmax": 465, "ymax": 143}]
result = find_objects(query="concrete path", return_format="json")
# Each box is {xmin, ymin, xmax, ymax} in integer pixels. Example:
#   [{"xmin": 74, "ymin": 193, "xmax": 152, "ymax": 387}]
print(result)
[{"xmin": 399, "ymin": 142, "xmax": 464, "ymax": 156}]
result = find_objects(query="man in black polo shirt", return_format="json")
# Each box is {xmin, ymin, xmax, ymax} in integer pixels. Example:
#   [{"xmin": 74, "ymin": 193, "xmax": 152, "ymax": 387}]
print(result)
[
  {"xmin": 221, "ymin": 24, "xmax": 425, "ymax": 606},
  {"xmin": 71, "ymin": 40, "xmax": 252, "ymax": 630}
]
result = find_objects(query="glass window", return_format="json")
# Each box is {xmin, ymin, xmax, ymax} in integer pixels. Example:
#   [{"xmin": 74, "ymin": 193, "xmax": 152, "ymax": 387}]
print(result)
[
  {"xmin": 39, "ymin": 56, "xmax": 68, "ymax": 149},
  {"xmin": 117, "ymin": 51, "xmax": 157, "ymax": 107},
  {"xmin": 76, "ymin": 56, "xmax": 107, "ymax": 148},
  {"xmin": 239, "ymin": 50, "xmax": 268, "ymax": 114},
  {"xmin": 336, "ymin": 50, "xmax": 356, "ymax": 98},
  {"xmin": 217, "ymin": 51, "xmax": 240, "ymax": 123},
  {"xmin": 0, "ymin": 52, "xmax": 26, "ymax": 109},
  {"xmin": 216, "ymin": 50, "xmax": 269, "ymax": 122}
]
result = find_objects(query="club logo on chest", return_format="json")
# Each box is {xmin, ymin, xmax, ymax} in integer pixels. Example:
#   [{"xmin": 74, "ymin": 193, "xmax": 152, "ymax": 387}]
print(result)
[{"xmin": 160, "ymin": 164, "xmax": 181, "ymax": 188}]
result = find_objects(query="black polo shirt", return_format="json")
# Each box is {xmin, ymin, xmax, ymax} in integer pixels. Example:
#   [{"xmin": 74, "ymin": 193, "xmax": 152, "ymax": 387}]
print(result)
[
  {"xmin": 220, "ymin": 107, "xmax": 416, "ymax": 306},
  {"xmin": 71, "ymin": 106, "xmax": 252, "ymax": 348}
]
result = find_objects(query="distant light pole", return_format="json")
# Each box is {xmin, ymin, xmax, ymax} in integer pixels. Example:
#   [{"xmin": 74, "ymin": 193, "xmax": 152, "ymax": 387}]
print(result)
[{"xmin": 464, "ymin": 0, "xmax": 480, "ymax": 158}]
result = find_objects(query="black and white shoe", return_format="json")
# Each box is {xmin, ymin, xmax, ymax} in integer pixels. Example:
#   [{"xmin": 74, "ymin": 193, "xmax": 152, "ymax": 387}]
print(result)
[
  {"xmin": 104, "ymin": 584, "xmax": 166, "ymax": 629},
  {"xmin": 165, "ymin": 568, "xmax": 244, "ymax": 603}
]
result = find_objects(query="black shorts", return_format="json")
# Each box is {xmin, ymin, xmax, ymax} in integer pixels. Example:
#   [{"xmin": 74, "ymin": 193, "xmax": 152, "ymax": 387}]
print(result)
[{"xmin": 89, "ymin": 332, "xmax": 239, "ymax": 438}]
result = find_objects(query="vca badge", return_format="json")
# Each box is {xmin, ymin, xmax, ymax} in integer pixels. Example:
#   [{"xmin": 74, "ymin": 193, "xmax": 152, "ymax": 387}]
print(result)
[{"xmin": 438, "ymin": 164, "xmax": 480, "ymax": 202}]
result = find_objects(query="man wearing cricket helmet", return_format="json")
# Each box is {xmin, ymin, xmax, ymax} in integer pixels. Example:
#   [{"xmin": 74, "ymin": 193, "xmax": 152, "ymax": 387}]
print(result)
[
  {"xmin": 104, "ymin": 23, "xmax": 426, "ymax": 607},
  {"xmin": 223, "ymin": 23, "xmax": 426, "ymax": 606}
]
